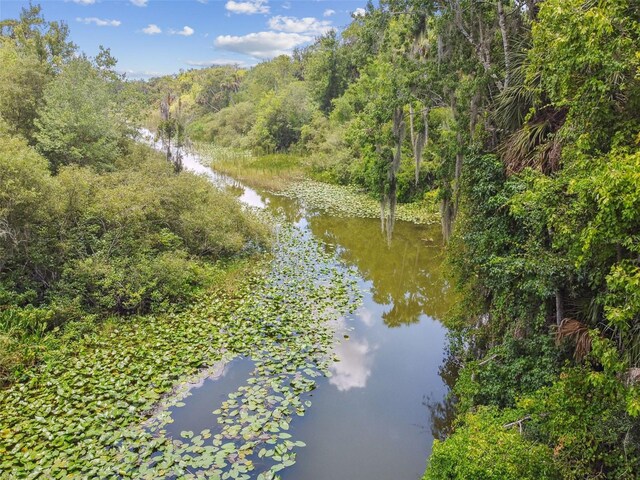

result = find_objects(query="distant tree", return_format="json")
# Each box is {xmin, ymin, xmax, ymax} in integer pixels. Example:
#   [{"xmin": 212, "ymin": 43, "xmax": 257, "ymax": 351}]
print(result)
[
  {"xmin": 249, "ymin": 82, "xmax": 317, "ymax": 152},
  {"xmin": 303, "ymin": 30, "xmax": 350, "ymax": 114},
  {"xmin": 238, "ymin": 55, "xmax": 299, "ymax": 101},
  {"xmin": 194, "ymin": 66, "xmax": 244, "ymax": 113}
]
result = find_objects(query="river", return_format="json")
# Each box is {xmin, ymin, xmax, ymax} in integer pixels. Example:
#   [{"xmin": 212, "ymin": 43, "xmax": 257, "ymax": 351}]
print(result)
[{"xmin": 144, "ymin": 133, "xmax": 455, "ymax": 479}]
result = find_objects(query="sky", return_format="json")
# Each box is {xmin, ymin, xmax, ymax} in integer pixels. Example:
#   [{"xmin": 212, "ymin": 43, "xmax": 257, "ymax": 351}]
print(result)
[{"xmin": 0, "ymin": 0, "xmax": 369, "ymax": 79}]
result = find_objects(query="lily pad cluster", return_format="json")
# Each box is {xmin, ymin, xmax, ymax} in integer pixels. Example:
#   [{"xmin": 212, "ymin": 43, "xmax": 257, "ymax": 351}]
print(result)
[
  {"xmin": 0, "ymin": 221, "xmax": 360, "ymax": 479},
  {"xmin": 279, "ymin": 180, "xmax": 438, "ymax": 225}
]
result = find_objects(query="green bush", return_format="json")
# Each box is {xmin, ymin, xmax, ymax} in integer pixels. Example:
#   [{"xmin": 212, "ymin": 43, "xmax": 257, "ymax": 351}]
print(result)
[
  {"xmin": 454, "ymin": 335, "xmax": 564, "ymax": 413},
  {"xmin": 0, "ymin": 132, "xmax": 269, "ymax": 317},
  {"xmin": 424, "ymin": 407, "xmax": 561, "ymax": 480},
  {"xmin": 34, "ymin": 57, "xmax": 125, "ymax": 171},
  {"xmin": 521, "ymin": 336, "xmax": 640, "ymax": 479},
  {"xmin": 188, "ymin": 101, "xmax": 255, "ymax": 147}
]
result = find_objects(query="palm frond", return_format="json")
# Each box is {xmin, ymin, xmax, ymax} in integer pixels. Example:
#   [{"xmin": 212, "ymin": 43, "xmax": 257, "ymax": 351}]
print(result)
[{"xmin": 556, "ymin": 318, "xmax": 592, "ymax": 362}]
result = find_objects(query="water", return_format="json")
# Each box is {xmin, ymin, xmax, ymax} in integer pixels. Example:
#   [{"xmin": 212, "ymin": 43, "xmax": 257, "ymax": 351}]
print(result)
[
  {"xmin": 278, "ymin": 217, "xmax": 453, "ymax": 480},
  {"xmin": 146, "ymin": 137, "xmax": 455, "ymax": 479},
  {"xmin": 163, "ymin": 358, "xmax": 255, "ymax": 441}
]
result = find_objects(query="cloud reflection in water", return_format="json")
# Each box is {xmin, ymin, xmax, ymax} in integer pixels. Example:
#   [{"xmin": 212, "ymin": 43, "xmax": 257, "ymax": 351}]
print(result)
[{"xmin": 329, "ymin": 314, "xmax": 376, "ymax": 391}]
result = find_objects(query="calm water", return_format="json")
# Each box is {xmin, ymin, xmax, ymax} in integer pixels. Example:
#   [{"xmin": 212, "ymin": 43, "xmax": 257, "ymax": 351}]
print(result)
[{"xmin": 150, "ymin": 137, "xmax": 456, "ymax": 479}]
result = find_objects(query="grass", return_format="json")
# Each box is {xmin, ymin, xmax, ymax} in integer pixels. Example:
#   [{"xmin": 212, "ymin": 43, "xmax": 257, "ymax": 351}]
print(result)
[{"xmin": 195, "ymin": 143, "xmax": 306, "ymax": 191}]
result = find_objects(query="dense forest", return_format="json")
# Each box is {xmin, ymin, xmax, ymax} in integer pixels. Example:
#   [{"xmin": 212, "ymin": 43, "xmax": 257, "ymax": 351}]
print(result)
[{"xmin": 1, "ymin": 1, "xmax": 639, "ymax": 479}]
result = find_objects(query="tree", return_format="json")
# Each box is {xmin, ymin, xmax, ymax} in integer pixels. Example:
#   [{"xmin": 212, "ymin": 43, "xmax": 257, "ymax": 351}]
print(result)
[
  {"xmin": 157, "ymin": 92, "xmax": 188, "ymax": 173},
  {"xmin": 34, "ymin": 57, "xmax": 124, "ymax": 171},
  {"xmin": 0, "ymin": 40, "xmax": 48, "ymax": 141},
  {"xmin": 303, "ymin": 30, "xmax": 350, "ymax": 114},
  {"xmin": 193, "ymin": 66, "xmax": 244, "ymax": 113},
  {"xmin": 0, "ymin": 2, "xmax": 75, "ymax": 72},
  {"xmin": 249, "ymin": 82, "xmax": 318, "ymax": 152}
]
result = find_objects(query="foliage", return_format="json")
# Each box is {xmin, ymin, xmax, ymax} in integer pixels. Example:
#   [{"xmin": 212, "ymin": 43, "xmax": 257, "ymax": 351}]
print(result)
[
  {"xmin": 0, "ymin": 2, "xmax": 75, "ymax": 71},
  {"xmin": 0, "ymin": 132, "xmax": 268, "ymax": 324},
  {"xmin": 34, "ymin": 57, "xmax": 125, "ymax": 171},
  {"xmin": 527, "ymin": 0, "xmax": 640, "ymax": 151},
  {"xmin": 454, "ymin": 335, "xmax": 564, "ymax": 413},
  {"xmin": 189, "ymin": 101, "xmax": 256, "ymax": 147},
  {"xmin": 249, "ymin": 82, "xmax": 318, "ymax": 152},
  {"xmin": 237, "ymin": 55, "xmax": 300, "ymax": 102},
  {"xmin": 303, "ymin": 30, "xmax": 352, "ymax": 114},
  {"xmin": 0, "ymin": 3, "xmax": 75, "ymax": 142},
  {"xmin": 2, "ymin": 2, "xmax": 639, "ymax": 478},
  {"xmin": 521, "ymin": 335, "xmax": 640, "ymax": 479},
  {"xmin": 424, "ymin": 406, "xmax": 561, "ymax": 480},
  {"xmin": 0, "ymin": 40, "xmax": 48, "ymax": 141}
]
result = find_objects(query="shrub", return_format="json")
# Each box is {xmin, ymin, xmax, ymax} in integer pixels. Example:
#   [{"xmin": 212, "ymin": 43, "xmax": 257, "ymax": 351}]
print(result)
[
  {"xmin": 424, "ymin": 407, "xmax": 561, "ymax": 480},
  {"xmin": 1, "ymin": 133, "xmax": 269, "ymax": 317}
]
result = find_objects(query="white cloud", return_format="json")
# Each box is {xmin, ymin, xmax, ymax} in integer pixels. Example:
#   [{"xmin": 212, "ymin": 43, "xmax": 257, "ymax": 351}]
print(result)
[
  {"xmin": 186, "ymin": 59, "xmax": 248, "ymax": 67},
  {"xmin": 76, "ymin": 17, "xmax": 121, "ymax": 27},
  {"xmin": 268, "ymin": 15, "xmax": 332, "ymax": 35},
  {"xmin": 130, "ymin": 0, "xmax": 147, "ymax": 6},
  {"xmin": 225, "ymin": 0, "xmax": 269, "ymax": 15},
  {"xmin": 323, "ymin": 9, "xmax": 335, "ymax": 17},
  {"xmin": 142, "ymin": 24, "xmax": 162, "ymax": 35},
  {"xmin": 353, "ymin": 7, "xmax": 366, "ymax": 17},
  {"xmin": 170, "ymin": 26, "xmax": 195, "ymax": 36},
  {"xmin": 118, "ymin": 69, "xmax": 166, "ymax": 80},
  {"xmin": 71, "ymin": 0, "xmax": 96, "ymax": 4},
  {"xmin": 215, "ymin": 31, "xmax": 312, "ymax": 59},
  {"xmin": 282, "ymin": 1, "xmax": 291, "ymax": 9}
]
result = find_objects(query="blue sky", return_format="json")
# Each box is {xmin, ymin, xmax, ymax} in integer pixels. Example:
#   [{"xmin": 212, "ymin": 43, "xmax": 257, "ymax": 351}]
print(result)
[{"xmin": 0, "ymin": 0, "xmax": 368, "ymax": 78}]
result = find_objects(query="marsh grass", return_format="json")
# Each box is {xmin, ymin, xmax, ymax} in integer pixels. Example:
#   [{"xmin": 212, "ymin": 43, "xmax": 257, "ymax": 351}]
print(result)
[{"xmin": 196, "ymin": 142, "xmax": 306, "ymax": 191}]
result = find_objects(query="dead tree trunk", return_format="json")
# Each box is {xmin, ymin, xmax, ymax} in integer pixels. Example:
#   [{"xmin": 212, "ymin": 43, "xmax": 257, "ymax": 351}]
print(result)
[{"xmin": 497, "ymin": 0, "xmax": 511, "ymax": 89}]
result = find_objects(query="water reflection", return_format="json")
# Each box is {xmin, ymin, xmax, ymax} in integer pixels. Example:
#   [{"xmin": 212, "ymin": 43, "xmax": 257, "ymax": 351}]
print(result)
[
  {"xmin": 425, "ymin": 352, "xmax": 460, "ymax": 441},
  {"xmin": 307, "ymin": 215, "xmax": 452, "ymax": 327},
  {"xmin": 163, "ymin": 358, "xmax": 255, "ymax": 440},
  {"xmin": 329, "ymin": 336, "xmax": 375, "ymax": 391}
]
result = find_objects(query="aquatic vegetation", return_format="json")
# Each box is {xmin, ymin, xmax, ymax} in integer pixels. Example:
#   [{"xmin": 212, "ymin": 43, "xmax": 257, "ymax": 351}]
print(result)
[
  {"xmin": 196, "ymin": 142, "xmax": 305, "ymax": 192},
  {"xmin": 280, "ymin": 180, "xmax": 438, "ymax": 225},
  {"xmin": 0, "ymin": 222, "xmax": 361, "ymax": 478}
]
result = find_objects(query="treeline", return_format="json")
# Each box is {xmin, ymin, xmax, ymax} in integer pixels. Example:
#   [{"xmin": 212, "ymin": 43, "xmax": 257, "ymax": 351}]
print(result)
[
  {"xmin": 0, "ymin": 6, "xmax": 267, "ymax": 386},
  {"xmin": 142, "ymin": 0, "xmax": 640, "ymax": 477}
]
